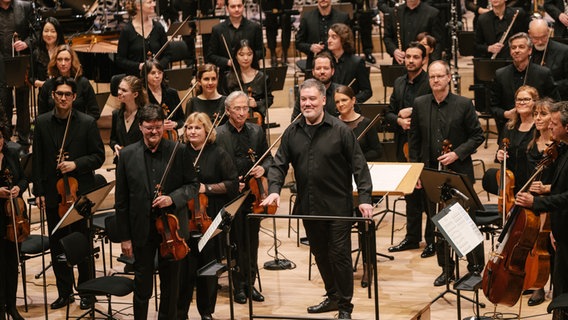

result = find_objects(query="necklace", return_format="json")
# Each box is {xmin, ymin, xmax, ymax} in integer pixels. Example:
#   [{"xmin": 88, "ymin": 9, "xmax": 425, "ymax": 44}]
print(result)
[{"xmin": 125, "ymin": 110, "xmax": 137, "ymax": 124}]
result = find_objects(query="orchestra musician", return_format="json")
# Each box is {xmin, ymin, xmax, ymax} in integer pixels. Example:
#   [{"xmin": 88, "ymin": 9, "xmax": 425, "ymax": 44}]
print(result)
[
  {"xmin": 222, "ymin": 39, "xmax": 273, "ymax": 122},
  {"xmin": 516, "ymin": 101, "xmax": 568, "ymax": 319},
  {"xmin": 32, "ymin": 76, "xmax": 105, "ymax": 310},
  {"xmin": 206, "ymin": 0, "xmax": 263, "ymax": 75},
  {"xmin": 383, "ymin": 0, "xmax": 443, "ymax": 65},
  {"xmin": 408, "ymin": 61, "xmax": 485, "ymax": 286},
  {"xmin": 110, "ymin": 75, "xmax": 148, "ymax": 163},
  {"xmin": 0, "ymin": 123, "xmax": 27, "ymax": 320},
  {"xmin": 261, "ymin": 79, "xmax": 373, "ymax": 320},
  {"xmin": 143, "ymin": 59, "xmax": 185, "ymax": 132},
  {"xmin": 327, "ymin": 23, "xmax": 373, "ymax": 104},
  {"xmin": 261, "ymin": 0, "xmax": 294, "ymax": 66},
  {"xmin": 116, "ymin": 104, "xmax": 198, "ymax": 319},
  {"xmin": 295, "ymin": 0, "xmax": 350, "ymax": 74},
  {"xmin": 416, "ymin": 32, "xmax": 436, "ymax": 70},
  {"xmin": 385, "ymin": 42, "xmax": 434, "ymax": 258},
  {"xmin": 0, "ymin": 0, "xmax": 33, "ymax": 149},
  {"xmin": 291, "ymin": 52, "xmax": 342, "ymax": 120},
  {"xmin": 474, "ymin": 0, "xmax": 530, "ymax": 59},
  {"xmin": 116, "ymin": 0, "xmax": 170, "ymax": 76},
  {"xmin": 185, "ymin": 63, "xmax": 227, "ymax": 123},
  {"xmin": 339, "ymin": 0, "xmax": 377, "ymax": 64},
  {"xmin": 544, "ymin": 0, "xmax": 568, "ymax": 39},
  {"xmin": 177, "ymin": 112, "xmax": 238, "ymax": 320},
  {"xmin": 38, "ymin": 45, "xmax": 100, "ymax": 120},
  {"xmin": 528, "ymin": 18, "xmax": 568, "ymax": 101},
  {"xmin": 30, "ymin": 17, "xmax": 65, "ymax": 90},
  {"xmin": 490, "ymin": 32, "xmax": 560, "ymax": 143},
  {"xmin": 215, "ymin": 91, "xmax": 272, "ymax": 304}
]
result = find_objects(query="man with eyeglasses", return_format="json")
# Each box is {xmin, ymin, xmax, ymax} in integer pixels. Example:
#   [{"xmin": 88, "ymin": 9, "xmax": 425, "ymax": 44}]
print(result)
[
  {"xmin": 32, "ymin": 76, "xmax": 105, "ymax": 311},
  {"xmin": 490, "ymin": 32, "xmax": 560, "ymax": 143},
  {"xmin": 408, "ymin": 60, "xmax": 485, "ymax": 287},
  {"xmin": 115, "ymin": 104, "xmax": 199, "ymax": 319},
  {"xmin": 215, "ymin": 91, "xmax": 272, "ymax": 304}
]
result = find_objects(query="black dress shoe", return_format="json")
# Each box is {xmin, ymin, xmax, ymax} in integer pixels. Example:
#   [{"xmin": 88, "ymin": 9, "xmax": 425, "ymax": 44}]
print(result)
[
  {"xmin": 248, "ymin": 287, "xmax": 265, "ymax": 302},
  {"xmin": 80, "ymin": 296, "xmax": 95, "ymax": 310},
  {"xmin": 365, "ymin": 53, "xmax": 376, "ymax": 64},
  {"xmin": 528, "ymin": 288, "xmax": 545, "ymax": 306},
  {"xmin": 201, "ymin": 314, "xmax": 213, "ymax": 320},
  {"xmin": 433, "ymin": 272, "xmax": 455, "ymax": 287},
  {"xmin": 388, "ymin": 239, "xmax": 420, "ymax": 252},
  {"xmin": 234, "ymin": 289, "xmax": 247, "ymax": 304},
  {"xmin": 420, "ymin": 243, "xmax": 435, "ymax": 258},
  {"xmin": 338, "ymin": 310, "xmax": 352, "ymax": 319},
  {"xmin": 5, "ymin": 306, "xmax": 23, "ymax": 320},
  {"xmin": 51, "ymin": 296, "xmax": 74, "ymax": 309},
  {"xmin": 307, "ymin": 297, "xmax": 339, "ymax": 313}
]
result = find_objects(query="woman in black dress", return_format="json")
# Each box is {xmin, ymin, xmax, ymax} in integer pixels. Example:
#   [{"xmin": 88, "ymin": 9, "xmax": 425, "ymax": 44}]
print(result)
[
  {"xmin": 0, "ymin": 124, "xmax": 28, "ymax": 320},
  {"xmin": 37, "ymin": 45, "xmax": 100, "ymax": 119},
  {"xmin": 185, "ymin": 63, "xmax": 226, "ymax": 124},
  {"xmin": 177, "ymin": 112, "xmax": 238, "ymax": 320}
]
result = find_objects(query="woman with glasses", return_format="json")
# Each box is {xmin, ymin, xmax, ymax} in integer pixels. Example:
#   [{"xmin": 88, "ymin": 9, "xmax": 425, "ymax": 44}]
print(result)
[
  {"xmin": 110, "ymin": 75, "xmax": 148, "ymax": 163},
  {"xmin": 37, "ymin": 45, "xmax": 100, "ymax": 119},
  {"xmin": 496, "ymin": 85, "xmax": 538, "ymax": 193},
  {"xmin": 186, "ymin": 64, "xmax": 226, "ymax": 125}
]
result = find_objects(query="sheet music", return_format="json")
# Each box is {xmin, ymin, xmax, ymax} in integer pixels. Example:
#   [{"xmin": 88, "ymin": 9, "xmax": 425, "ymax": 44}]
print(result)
[
  {"xmin": 198, "ymin": 210, "xmax": 223, "ymax": 252},
  {"xmin": 353, "ymin": 164, "xmax": 411, "ymax": 192},
  {"xmin": 432, "ymin": 202, "xmax": 484, "ymax": 257}
]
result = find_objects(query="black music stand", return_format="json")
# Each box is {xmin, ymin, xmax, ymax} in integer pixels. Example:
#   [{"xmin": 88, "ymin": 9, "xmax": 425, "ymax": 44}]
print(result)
[
  {"xmin": 379, "ymin": 64, "xmax": 406, "ymax": 103},
  {"xmin": 4, "ymin": 56, "xmax": 30, "ymax": 88},
  {"xmin": 167, "ymin": 20, "xmax": 194, "ymax": 37},
  {"xmin": 164, "ymin": 68, "xmax": 194, "ymax": 91},
  {"xmin": 472, "ymin": 58, "xmax": 511, "ymax": 83},
  {"xmin": 197, "ymin": 190, "xmax": 250, "ymax": 320},
  {"xmin": 263, "ymin": 65, "xmax": 287, "ymax": 129},
  {"xmin": 196, "ymin": 17, "xmax": 220, "ymax": 35},
  {"xmin": 420, "ymin": 168, "xmax": 485, "ymax": 317}
]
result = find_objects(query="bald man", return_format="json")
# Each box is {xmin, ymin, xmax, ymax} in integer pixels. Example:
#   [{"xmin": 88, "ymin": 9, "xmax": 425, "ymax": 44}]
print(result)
[{"xmin": 528, "ymin": 18, "xmax": 568, "ymax": 100}]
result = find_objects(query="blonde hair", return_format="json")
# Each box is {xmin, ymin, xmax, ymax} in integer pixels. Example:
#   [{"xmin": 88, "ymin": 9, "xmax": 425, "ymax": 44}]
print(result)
[{"xmin": 184, "ymin": 112, "xmax": 216, "ymax": 144}]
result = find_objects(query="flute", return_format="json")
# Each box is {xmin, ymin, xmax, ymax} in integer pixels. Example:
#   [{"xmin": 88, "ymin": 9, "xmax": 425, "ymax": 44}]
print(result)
[{"xmin": 491, "ymin": 10, "xmax": 519, "ymax": 60}]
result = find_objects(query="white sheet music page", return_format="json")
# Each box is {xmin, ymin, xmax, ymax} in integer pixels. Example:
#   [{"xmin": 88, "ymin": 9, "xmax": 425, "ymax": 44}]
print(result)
[
  {"xmin": 353, "ymin": 164, "xmax": 411, "ymax": 192},
  {"xmin": 435, "ymin": 203, "xmax": 484, "ymax": 257}
]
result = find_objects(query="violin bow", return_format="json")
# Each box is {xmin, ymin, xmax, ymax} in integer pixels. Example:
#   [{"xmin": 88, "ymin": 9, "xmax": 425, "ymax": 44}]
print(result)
[
  {"xmin": 221, "ymin": 34, "xmax": 244, "ymax": 91},
  {"xmin": 357, "ymin": 113, "xmax": 383, "ymax": 141},
  {"xmin": 192, "ymin": 112, "xmax": 220, "ymax": 167},
  {"xmin": 166, "ymin": 81, "xmax": 199, "ymax": 121}
]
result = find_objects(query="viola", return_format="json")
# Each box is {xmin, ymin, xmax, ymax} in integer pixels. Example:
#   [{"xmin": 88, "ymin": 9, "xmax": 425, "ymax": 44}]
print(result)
[
  {"xmin": 496, "ymin": 138, "xmax": 515, "ymax": 221},
  {"xmin": 247, "ymin": 87, "xmax": 264, "ymax": 127},
  {"xmin": 246, "ymin": 149, "xmax": 277, "ymax": 214},
  {"xmin": 482, "ymin": 141, "xmax": 558, "ymax": 307},
  {"xmin": 3, "ymin": 169, "xmax": 29, "ymax": 243},
  {"xmin": 154, "ymin": 184, "xmax": 190, "ymax": 261}
]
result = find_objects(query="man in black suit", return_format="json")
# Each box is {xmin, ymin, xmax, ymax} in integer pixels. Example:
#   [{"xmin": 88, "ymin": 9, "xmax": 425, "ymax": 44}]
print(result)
[
  {"xmin": 544, "ymin": 0, "xmax": 568, "ymax": 38},
  {"xmin": 490, "ymin": 32, "xmax": 560, "ymax": 142},
  {"xmin": 529, "ymin": 18, "xmax": 568, "ymax": 100},
  {"xmin": 0, "ymin": 0, "xmax": 34, "ymax": 149},
  {"xmin": 295, "ymin": 0, "xmax": 350, "ymax": 74},
  {"xmin": 383, "ymin": 0, "xmax": 443, "ymax": 64},
  {"xmin": 32, "ymin": 77, "xmax": 105, "ymax": 310},
  {"xmin": 206, "ymin": 0, "xmax": 263, "ymax": 74},
  {"xmin": 474, "ymin": 0, "xmax": 530, "ymax": 59},
  {"xmin": 386, "ymin": 43, "xmax": 434, "ymax": 258},
  {"xmin": 215, "ymin": 91, "xmax": 272, "ymax": 305},
  {"xmin": 516, "ymin": 101, "xmax": 568, "ymax": 319},
  {"xmin": 116, "ymin": 104, "xmax": 198, "ymax": 320},
  {"xmin": 261, "ymin": 0, "xmax": 294, "ymax": 66},
  {"xmin": 409, "ymin": 60, "xmax": 485, "ymax": 286}
]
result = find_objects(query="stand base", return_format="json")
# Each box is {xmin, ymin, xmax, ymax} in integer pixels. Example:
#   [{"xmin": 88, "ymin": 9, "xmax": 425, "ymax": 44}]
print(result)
[
  {"xmin": 264, "ymin": 258, "xmax": 293, "ymax": 270},
  {"xmin": 463, "ymin": 317, "xmax": 492, "ymax": 320}
]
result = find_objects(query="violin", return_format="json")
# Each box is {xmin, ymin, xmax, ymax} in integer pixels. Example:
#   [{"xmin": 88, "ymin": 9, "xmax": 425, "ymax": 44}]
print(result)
[
  {"xmin": 482, "ymin": 141, "xmax": 559, "ymax": 307},
  {"xmin": 187, "ymin": 186, "xmax": 212, "ymax": 237},
  {"xmin": 154, "ymin": 184, "xmax": 190, "ymax": 261},
  {"xmin": 439, "ymin": 139, "xmax": 452, "ymax": 170},
  {"xmin": 246, "ymin": 149, "xmax": 277, "ymax": 214},
  {"xmin": 247, "ymin": 87, "xmax": 263, "ymax": 127},
  {"xmin": 56, "ymin": 114, "xmax": 79, "ymax": 218},
  {"xmin": 160, "ymin": 103, "xmax": 179, "ymax": 141},
  {"xmin": 496, "ymin": 138, "xmax": 515, "ymax": 222},
  {"xmin": 3, "ymin": 169, "xmax": 29, "ymax": 244}
]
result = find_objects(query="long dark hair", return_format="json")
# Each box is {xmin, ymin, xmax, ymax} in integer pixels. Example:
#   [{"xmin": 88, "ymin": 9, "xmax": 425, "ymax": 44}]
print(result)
[
  {"xmin": 36, "ymin": 17, "xmax": 65, "ymax": 66},
  {"xmin": 225, "ymin": 39, "xmax": 259, "ymax": 91}
]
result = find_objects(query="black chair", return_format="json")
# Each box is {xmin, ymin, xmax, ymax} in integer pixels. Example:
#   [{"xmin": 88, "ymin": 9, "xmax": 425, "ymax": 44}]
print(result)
[
  {"xmin": 547, "ymin": 293, "xmax": 568, "ymax": 317},
  {"xmin": 167, "ymin": 40, "xmax": 189, "ymax": 67},
  {"xmin": 110, "ymin": 73, "xmax": 126, "ymax": 97},
  {"xmin": 474, "ymin": 168, "xmax": 503, "ymax": 250},
  {"xmin": 379, "ymin": 64, "xmax": 406, "ymax": 103},
  {"xmin": 59, "ymin": 232, "xmax": 134, "ymax": 320}
]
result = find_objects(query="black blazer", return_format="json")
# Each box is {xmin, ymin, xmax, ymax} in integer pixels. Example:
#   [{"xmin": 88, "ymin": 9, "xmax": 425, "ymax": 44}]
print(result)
[
  {"xmin": 0, "ymin": 147, "xmax": 28, "ymax": 237},
  {"xmin": 333, "ymin": 53, "xmax": 372, "ymax": 103},
  {"xmin": 38, "ymin": 76, "xmax": 100, "ymax": 120},
  {"xmin": 115, "ymin": 140, "xmax": 198, "ymax": 245},
  {"xmin": 544, "ymin": 0, "xmax": 568, "ymax": 38},
  {"xmin": 5, "ymin": 0, "xmax": 34, "ymax": 55},
  {"xmin": 32, "ymin": 110, "xmax": 105, "ymax": 208},
  {"xmin": 474, "ymin": 7, "xmax": 530, "ymax": 59},
  {"xmin": 409, "ymin": 93, "xmax": 484, "ymax": 181},
  {"xmin": 109, "ymin": 108, "xmax": 143, "ymax": 153},
  {"xmin": 295, "ymin": 8, "xmax": 350, "ymax": 70},
  {"xmin": 532, "ymin": 40, "xmax": 568, "ymax": 101}
]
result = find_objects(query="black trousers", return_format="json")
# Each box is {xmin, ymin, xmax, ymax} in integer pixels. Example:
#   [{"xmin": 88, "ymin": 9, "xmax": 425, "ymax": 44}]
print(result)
[
  {"xmin": 230, "ymin": 210, "xmax": 260, "ymax": 291},
  {"xmin": 0, "ymin": 86, "xmax": 30, "ymax": 144},
  {"xmin": 303, "ymin": 218, "xmax": 353, "ymax": 313},
  {"xmin": 46, "ymin": 207, "xmax": 93, "ymax": 299},
  {"xmin": 0, "ymin": 239, "xmax": 18, "ymax": 309},
  {"xmin": 405, "ymin": 188, "xmax": 435, "ymax": 245},
  {"xmin": 132, "ymin": 234, "xmax": 181, "ymax": 320},
  {"xmin": 177, "ymin": 236, "xmax": 219, "ymax": 319}
]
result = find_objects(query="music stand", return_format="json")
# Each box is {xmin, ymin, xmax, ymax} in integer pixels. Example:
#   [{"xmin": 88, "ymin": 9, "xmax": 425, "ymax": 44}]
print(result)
[
  {"xmin": 4, "ymin": 56, "xmax": 30, "ymax": 87},
  {"xmin": 167, "ymin": 20, "xmax": 194, "ymax": 37},
  {"xmin": 164, "ymin": 68, "xmax": 194, "ymax": 91},
  {"xmin": 301, "ymin": 3, "xmax": 353, "ymax": 19},
  {"xmin": 472, "ymin": 58, "xmax": 511, "ymax": 83},
  {"xmin": 420, "ymin": 168, "xmax": 486, "ymax": 317},
  {"xmin": 264, "ymin": 66, "xmax": 287, "ymax": 92},
  {"xmin": 196, "ymin": 17, "xmax": 221, "ymax": 35},
  {"xmin": 197, "ymin": 190, "xmax": 250, "ymax": 320},
  {"xmin": 379, "ymin": 64, "xmax": 406, "ymax": 103}
]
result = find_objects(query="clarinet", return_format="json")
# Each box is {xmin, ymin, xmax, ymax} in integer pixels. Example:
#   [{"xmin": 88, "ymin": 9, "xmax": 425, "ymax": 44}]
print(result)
[
  {"xmin": 449, "ymin": 0, "xmax": 461, "ymax": 94},
  {"xmin": 394, "ymin": 2, "xmax": 403, "ymax": 51}
]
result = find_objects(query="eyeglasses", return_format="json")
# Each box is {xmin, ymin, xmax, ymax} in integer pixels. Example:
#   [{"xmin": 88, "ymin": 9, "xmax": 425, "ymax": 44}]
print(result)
[
  {"xmin": 54, "ymin": 91, "xmax": 73, "ymax": 98},
  {"xmin": 516, "ymin": 98, "xmax": 533, "ymax": 103},
  {"xmin": 231, "ymin": 106, "xmax": 249, "ymax": 112},
  {"xmin": 141, "ymin": 124, "xmax": 164, "ymax": 131}
]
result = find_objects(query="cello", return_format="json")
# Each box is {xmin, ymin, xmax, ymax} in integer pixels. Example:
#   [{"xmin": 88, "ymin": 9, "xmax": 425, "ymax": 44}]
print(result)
[
  {"xmin": 496, "ymin": 138, "xmax": 515, "ymax": 223},
  {"xmin": 482, "ymin": 141, "xmax": 558, "ymax": 307}
]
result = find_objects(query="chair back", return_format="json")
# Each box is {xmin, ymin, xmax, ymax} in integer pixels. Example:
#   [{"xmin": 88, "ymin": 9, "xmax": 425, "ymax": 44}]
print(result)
[
  {"xmin": 60, "ymin": 232, "xmax": 90, "ymax": 267},
  {"xmin": 482, "ymin": 168, "xmax": 500, "ymax": 196}
]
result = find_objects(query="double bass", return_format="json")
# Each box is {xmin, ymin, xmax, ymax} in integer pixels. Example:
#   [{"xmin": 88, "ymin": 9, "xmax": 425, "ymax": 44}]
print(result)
[{"xmin": 482, "ymin": 141, "xmax": 558, "ymax": 307}]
